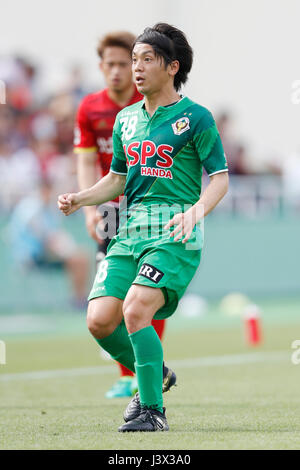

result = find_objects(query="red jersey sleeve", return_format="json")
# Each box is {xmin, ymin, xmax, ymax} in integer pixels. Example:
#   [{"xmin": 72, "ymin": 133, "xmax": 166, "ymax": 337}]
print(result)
[{"xmin": 74, "ymin": 97, "xmax": 98, "ymax": 153}]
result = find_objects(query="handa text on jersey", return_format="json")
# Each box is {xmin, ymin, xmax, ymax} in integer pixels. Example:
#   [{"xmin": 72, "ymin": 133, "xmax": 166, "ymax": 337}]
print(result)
[{"xmin": 141, "ymin": 167, "xmax": 173, "ymax": 179}]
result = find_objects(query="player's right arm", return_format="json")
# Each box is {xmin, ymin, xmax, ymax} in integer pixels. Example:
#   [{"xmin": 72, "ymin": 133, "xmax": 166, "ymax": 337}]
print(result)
[
  {"xmin": 59, "ymin": 117, "xmax": 127, "ymax": 216},
  {"xmin": 58, "ymin": 171, "xmax": 126, "ymax": 216}
]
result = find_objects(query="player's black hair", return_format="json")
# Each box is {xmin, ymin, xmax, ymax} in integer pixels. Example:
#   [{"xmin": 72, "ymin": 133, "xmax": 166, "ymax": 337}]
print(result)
[{"xmin": 133, "ymin": 23, "xmax": 193, "ymax": 91}]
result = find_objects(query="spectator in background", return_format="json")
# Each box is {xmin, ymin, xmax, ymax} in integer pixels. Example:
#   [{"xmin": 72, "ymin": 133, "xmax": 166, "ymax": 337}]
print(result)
[
  {"xmin": 0, "ymin": 55, "xmax": 37, "ymax": 111},
  {"xmin": 49, "ymin": 91, "xmax": 76, "ymax": 154},
  {"xmin": 216, "ymin": 111, "xmax": 250, "ymax": 175},
  {"xmin": 65, "ymin": 65, "xmax": 88, "ymax": 107},
  {"xmin": 9, "ymin": 179, "xmax": 89, "ymax": 308},
  {"xmin": 282, "ymin": 151, "xmax": 300, "ymax": 211},
  {"xmin": 0, "ymin": 105, "xmax": 41, "ymax": 210},
  {"xmin": 0, "ymin": 105, "xmax": 27, "ymax": 152}
]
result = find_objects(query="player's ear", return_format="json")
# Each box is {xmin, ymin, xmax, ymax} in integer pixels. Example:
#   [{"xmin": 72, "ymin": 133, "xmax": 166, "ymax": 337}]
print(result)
[
  {"xmin": 99, "ymin": 61, "xmax": 103, "ymax": 72},
  {"xmin": 168, "ymin": 60, "xmax": 179, "ymax": 78}
]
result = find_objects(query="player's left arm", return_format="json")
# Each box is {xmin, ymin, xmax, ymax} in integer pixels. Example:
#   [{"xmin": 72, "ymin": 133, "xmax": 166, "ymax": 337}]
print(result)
[
  {"xmin": 165, "ymin": 109, "xmax": 229, "ymax": 242},
  {"xmin": 193, "ymin": 171, "xmax": 229, "ymax": 217},
  {"xmin": 165, "ymin": 172, "xmax": 229, "ymax": 243}
]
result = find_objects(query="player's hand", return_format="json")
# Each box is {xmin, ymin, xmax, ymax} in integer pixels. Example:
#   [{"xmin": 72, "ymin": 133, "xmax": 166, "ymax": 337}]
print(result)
[
  {"xmin": 57, "ymin": 193, "xmax": 82, "ymax": 216},
  {"xmin": 85, "ymin": 209, "xmax": 104, "ymax": 244},
  {"xmin": 164, "ymin": 207, "xmax": 198, "ymax": 243}
]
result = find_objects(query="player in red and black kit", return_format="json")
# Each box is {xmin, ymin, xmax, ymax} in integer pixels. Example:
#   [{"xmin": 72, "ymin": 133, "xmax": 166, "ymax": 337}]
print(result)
[{"xmin": 74, "ymin": 31, "xmax": 166, "ymax": 398}]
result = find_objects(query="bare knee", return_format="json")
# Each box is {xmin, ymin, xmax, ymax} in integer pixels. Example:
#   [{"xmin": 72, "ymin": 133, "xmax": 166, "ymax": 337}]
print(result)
[
  {"xmin": 123, "ymin": 297, "xmax": 152, "ymax": 334},
  {"xmin": 123, "ymin": 286, "xmax": 165, "ymax": 334},
  {"xmin": 86, "ymin": 306, "xmax": 112, "ymax": 339},
  {"xmin": 87, "ymin": 297, "xmax": 123, "ymax": 339}
]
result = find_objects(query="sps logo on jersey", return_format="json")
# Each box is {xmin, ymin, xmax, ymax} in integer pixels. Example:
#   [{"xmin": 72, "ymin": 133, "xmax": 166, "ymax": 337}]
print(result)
[{"xmin": 123, "ymin": 140, "xmax": 174, "ymax": 179}]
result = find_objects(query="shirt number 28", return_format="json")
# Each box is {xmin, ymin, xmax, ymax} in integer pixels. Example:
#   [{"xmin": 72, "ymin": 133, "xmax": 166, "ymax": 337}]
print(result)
[{"xmin": 120, "ymin": 116, "xmax": 138, "ymax": 140}]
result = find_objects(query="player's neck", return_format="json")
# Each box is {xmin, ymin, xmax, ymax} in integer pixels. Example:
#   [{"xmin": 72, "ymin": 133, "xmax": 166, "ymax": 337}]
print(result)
[
  {"xmin": 144, "ymin": 87, "xmax": 180, "ymax": 117},
  {"xmin": 107, "ymin": 84, "xmax": 136, "ymax": 107}
]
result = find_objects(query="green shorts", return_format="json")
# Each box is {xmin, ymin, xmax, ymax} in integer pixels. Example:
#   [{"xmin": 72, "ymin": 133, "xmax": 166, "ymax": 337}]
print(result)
[{"xmin": 88, "ymin": 223, "xmax": 202, "ymax": 319}]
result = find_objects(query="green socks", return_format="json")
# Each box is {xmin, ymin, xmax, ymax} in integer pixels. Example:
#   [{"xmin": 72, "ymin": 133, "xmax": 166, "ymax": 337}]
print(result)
[
  {"xmin": 129, "ymin": 326, "xmax": 163, "ymax": 413},
  {"xmin": 95, "ymin": 323, "xmax": 164, "ymax": 413},
  {"xmin": 96, "ymin": 320, "xmax": 135, "ymax": 373}
]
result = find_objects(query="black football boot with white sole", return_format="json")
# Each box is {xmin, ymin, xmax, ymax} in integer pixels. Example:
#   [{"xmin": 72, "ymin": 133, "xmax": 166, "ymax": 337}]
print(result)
[
  {"xmin": 123, "ymin": 364, "xmax": 176, "ymax": 423},
  {"xmin": 118, "ymin": 407, "xmax": 169, "ymax": 432}
]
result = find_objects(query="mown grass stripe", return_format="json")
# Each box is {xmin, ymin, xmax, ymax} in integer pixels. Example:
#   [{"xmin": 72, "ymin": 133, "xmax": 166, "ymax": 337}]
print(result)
[{"xmin": 0, "ymin": 350, "xmax": 288, "ymax": 382}]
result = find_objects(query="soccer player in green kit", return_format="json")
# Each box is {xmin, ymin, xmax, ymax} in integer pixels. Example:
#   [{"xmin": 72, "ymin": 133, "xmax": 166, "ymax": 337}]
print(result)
[{"xmin": 58, "ymin": 23, "xmax": 229, "ymax": 432}]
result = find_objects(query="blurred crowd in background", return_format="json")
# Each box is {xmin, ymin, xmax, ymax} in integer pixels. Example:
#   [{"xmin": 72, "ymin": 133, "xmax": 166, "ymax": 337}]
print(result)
[
  {"xmin": 2, "ymin": 54, "xmax": 300, "ymax": 216},
  {"xmin": 1, "ymin": 53, "xmax": 300, "ymax": 231},
  {"xmin": 0, "ymin": 55, "xmax": 95, "ymax": 307},
  {"xmin": 0, "ymin": 55, "xmax": 90, "ymax": 212}
]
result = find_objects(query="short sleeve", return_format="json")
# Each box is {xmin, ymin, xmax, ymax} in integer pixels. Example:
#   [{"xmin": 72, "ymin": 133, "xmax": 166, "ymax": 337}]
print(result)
[
  {"xmin": 193, "ymin": 111, "xmax": 228, "ymax": 176},
  {"xmin": 110, "ymin": 122, "xmax": 128, "ymax": 175},
  {"xmin": 73, "ymin": 99, "xmax": 97, "ymax": 153}
]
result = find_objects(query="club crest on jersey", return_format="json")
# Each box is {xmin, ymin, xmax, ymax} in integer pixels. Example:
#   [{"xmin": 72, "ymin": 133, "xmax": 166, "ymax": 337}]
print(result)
[{"xmin": 172, "ymin": 117, "xmax": 190, "ymax": 135}]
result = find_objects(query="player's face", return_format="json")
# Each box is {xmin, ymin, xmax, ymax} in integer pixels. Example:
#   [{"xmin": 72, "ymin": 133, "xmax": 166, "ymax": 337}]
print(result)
[
  {"xmin": 100, "ymin": 47, "xmax": 133, "ymax": 92},
  {"xmin": 132, "ymin": 43, "xmax": 171, "ymax": 96}
]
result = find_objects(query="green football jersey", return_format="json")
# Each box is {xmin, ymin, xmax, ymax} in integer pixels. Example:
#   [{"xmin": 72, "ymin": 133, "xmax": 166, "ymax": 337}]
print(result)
[{"xmin": 110, "ymin": 96, "xmax": 228, "ymax": 212}]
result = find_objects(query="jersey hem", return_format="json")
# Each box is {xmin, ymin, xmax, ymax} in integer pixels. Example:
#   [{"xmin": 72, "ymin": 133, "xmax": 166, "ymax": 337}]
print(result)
[{"xmin": 88, "ymin": 290, "xmax": 125, "ymax": 302}]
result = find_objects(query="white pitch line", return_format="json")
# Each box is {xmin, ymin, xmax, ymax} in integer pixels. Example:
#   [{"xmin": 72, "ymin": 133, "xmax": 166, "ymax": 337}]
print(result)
[
  {"xmin": 0, "ymin": 365, "xmax": 117, "ymax": 382},
  {"xmin": 168, "ymin": 350, "xmax": 288, "ymax": 368},
  {"xmin": 0, "ymin": 351, "xmax": 288, "ymax": 383}
]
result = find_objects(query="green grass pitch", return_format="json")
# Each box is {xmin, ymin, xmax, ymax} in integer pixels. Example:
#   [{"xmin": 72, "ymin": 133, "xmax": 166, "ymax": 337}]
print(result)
[{"xmin": 1, "ymin": 298, "xmax": 300, "ymax": 450}]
